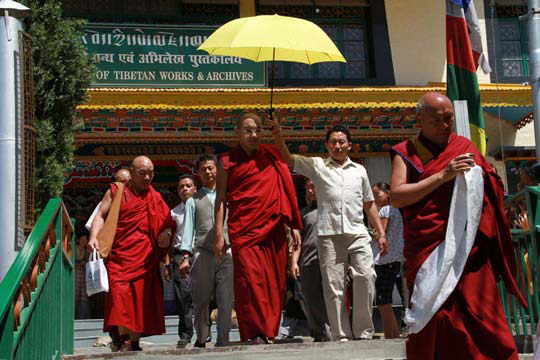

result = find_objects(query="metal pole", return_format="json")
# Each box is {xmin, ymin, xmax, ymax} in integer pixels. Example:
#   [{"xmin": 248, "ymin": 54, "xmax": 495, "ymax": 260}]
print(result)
[
  {"xmin": 0, "ymin": 11, "xmax": 20, "ymax": 281},
  {"xmin": 528, "ymin": 0, "xmax": 540, "ymax": 162},
  {"xmin": 0, "ymin": 0, "xmax": 31, "ymax": 282}
]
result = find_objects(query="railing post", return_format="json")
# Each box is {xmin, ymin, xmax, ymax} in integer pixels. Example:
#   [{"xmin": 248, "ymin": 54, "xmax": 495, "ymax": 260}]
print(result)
[{"xmin": 0, "ymin": 304, "xmax": 14, "ymax": 360}]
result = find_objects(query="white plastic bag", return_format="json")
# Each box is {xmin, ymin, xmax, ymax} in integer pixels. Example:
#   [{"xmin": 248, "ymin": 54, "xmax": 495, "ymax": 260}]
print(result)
[{"xmin": 86, "ymin": 249, "xmax": 109, "ymax": 296}]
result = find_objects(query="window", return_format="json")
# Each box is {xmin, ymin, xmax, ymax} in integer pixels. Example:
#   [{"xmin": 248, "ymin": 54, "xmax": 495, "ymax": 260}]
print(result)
[
  {"xmin": 260, "ymin": 5, "xmax": 371, "ymax": 86},
  {"xmin": 269, "ymin": 22, "xmax": 369, "ymax": 85},
  {"xmin": 488, "ymin": 5, "xmax": 530, "ymax": 83},
  {"xmin": 497, "ymin": 18, "xmax": 529, "ymax": 78}
]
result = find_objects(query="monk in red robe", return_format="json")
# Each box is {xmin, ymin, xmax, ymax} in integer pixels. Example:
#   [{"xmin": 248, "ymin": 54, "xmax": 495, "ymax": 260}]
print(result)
[
  {"xmin": 88, "ymin": 156, "xmax": 175, "ymax": 352},
  {"xmin": 214, "ymin": 113, "xmax": 302, "ymax": 344},
  {"xmin": 391, "ymin": 93, "xmax": 526, "ymax": 360}
]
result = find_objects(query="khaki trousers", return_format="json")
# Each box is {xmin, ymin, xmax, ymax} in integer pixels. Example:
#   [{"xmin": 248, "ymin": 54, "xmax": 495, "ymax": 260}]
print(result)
[
  {"xmin": 318, "ymin": 233, "xmax": 376, "ymax": 340},
  {"xmin": 191, "ymin": 248, "xmax": 234, "ymax": 346}
]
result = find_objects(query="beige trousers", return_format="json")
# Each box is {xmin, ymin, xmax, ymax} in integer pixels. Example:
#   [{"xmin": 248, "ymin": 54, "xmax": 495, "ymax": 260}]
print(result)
[{"xmin": 318, "ymin": 233, "xmax": 376, "ymax": 340}]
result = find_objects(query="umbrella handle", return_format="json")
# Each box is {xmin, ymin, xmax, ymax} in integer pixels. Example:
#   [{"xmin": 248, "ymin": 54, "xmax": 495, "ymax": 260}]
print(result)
[{"xmin": 269, "ymin": 48, "xmax": 275, "ymax": 119}]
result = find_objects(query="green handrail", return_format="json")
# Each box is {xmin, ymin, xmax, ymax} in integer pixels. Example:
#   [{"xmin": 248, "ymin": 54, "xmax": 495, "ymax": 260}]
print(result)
[
  {"xmin": 0, "ymin": 198, "xmax": 74, "ymax": 360},
  {"xmin": 501, "ymin": 186, "xmax": 540, "ymax": 339}
]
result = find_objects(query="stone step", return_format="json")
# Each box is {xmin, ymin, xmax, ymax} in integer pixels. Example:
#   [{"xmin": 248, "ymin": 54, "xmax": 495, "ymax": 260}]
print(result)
[
  {"xmin": 74, "ymin": 306, "xmax": 405, "ymax": 348},
  {"xmin": 74, "ymin": 316, "xmax": 242, "ymax": 348},
  {"xmin": 65, "ymin": 340, "xmax": 537, "ymax": 360},
  {"xmin": 66, "ymin": 339, "xmax": 408, "ymax": 360}
]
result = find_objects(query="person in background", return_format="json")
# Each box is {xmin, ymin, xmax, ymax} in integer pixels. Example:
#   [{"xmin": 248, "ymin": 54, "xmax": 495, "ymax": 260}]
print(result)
[
  {"xmin": 371, "ymin": 182, "xmax": 404, "ymax": 339},
  {"xmin": 289, "ymin": 178, "xmax": 332, "ymax": 342},
  {"xmin": 170, "ymin": 174, "xmax": 197, "ymax": 348},
  {"xmin": 85, "ymin": 167, "xmax": 131, "ymax": 231},
  {"xmin": 74, "ymin": 231, "xmax": 91, "ymax": 319},
  {"xmin": 181, "ymin": 154, "xmax": 234, "ymax": 348}
]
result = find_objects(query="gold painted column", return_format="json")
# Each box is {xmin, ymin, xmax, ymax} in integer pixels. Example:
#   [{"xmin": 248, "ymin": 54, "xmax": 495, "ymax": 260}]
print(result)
[{"xmin": 239, "ymin": 0, "xmax": 255, "ymax": 17}]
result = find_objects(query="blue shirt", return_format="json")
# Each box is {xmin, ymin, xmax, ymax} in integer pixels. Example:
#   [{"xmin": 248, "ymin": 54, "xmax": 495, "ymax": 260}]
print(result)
[{"xmin": 180, "ymin": 187, "xmax": 216, "ymax": 254}]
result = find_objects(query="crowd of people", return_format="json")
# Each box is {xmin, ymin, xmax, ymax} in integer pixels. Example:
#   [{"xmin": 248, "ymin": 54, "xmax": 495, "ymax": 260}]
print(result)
[{"xmin": 73, "ymin": 92, "xmax": 525, "ymax": 360}]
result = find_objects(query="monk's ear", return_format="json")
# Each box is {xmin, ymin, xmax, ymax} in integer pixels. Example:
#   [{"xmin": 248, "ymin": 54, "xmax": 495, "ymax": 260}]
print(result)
[{"xmin": 416, "ymin": 111, "xmax": 423, "ymax": 126}]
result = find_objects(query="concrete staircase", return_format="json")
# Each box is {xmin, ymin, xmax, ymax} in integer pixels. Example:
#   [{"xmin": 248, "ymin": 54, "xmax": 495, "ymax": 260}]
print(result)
[
  {"xmin": 74, "ymin": 306, "xmax": 405, "ymax": 348},
  {"xmin": 74, "ymin": 316, "xmax": 242, "ymax": 348},
  {"xmin": 67, "ymin": 339, "xmax": 408, "ymax": 360}
]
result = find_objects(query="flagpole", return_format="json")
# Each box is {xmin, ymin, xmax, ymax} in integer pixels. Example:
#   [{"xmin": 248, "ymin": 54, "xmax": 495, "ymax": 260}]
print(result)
[{"xmin": 528, "ymin": 0, "xmax": 540, "ymax": 162}]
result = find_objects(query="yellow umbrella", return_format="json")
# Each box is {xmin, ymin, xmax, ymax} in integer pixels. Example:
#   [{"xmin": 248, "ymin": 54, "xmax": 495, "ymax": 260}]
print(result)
[{"xmin": 198, "ymin": 14, "xmax": 346, "ymax": 112}]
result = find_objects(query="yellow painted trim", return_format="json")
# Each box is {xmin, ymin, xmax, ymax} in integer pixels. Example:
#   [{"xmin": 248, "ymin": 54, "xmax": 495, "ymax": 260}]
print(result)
[{"xmin": 78, "ymin": 84, "xmax": 533, "ymax": 110}]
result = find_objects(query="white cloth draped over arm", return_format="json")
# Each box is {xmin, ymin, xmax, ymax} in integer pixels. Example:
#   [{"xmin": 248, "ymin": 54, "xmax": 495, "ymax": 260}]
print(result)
[{"xmin": 405, "ymin": 166, "xmax": 484, "ymax": 334}]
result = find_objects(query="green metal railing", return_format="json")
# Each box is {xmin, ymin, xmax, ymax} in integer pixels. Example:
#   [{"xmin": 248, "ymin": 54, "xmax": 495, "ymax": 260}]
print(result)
[
  {"xmin": 500, "ymin": 186, "xmax": 540, "ymax": 338},
  {"xmin": 0, "ymin": 198, "xmax": 74, "ymax": 360}
]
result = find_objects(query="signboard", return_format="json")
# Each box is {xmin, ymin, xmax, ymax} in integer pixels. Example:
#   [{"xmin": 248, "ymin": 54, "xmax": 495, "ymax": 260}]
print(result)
[{"xmin": 82, "ymin": 24, "xmax": 266, "ymax": 88}]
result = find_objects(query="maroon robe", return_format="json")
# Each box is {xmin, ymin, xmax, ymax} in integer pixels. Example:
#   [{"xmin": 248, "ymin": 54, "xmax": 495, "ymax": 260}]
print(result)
[
  {"xmin": 392, "ymin": 133, "xmax": 526, "ymax": 360},
  {"xmin": 221, "ymin": 144, "xmax": 302, "ymax": 341},
  {"xmin": 103, "ymin": 184, "xmax": 175, "ymax": 335}
]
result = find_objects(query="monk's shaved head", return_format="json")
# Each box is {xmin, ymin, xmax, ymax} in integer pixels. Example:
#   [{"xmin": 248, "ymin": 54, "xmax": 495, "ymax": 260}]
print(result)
[
  {"xmin": 131, "ymin": 155, "xmax": 153, "ymax": 170},
  {"xmin": 130, "ymin": 156, "xmax": 154, "ymax": 193},
  {"xmin": 236, "ymin": 113, "xmax": 263, "ymax": 155},
  {"xmin": 114, "ymin": 168, "xmax": 131, "ymax": 184},
  {"xmin": 237, "ymin": 112, "xmax": 262, "ymax": 128},
  {"xmin": 416, "ymin": 92, "xmax": 454, "ymax": 147},
  {"xmin": 417, "ymin": 92, "xmax": 453, "ymax": 115}
]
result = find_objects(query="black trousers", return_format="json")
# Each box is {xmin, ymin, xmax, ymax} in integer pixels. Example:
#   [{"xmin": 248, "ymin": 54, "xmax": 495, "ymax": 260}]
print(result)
[
  {"xmin": 172, "ymin": 257, "xmax": 194, "ymax": 341},
  {"xmin": 300, "ymin": 261, "xmax": 331, "ymax": 340}
]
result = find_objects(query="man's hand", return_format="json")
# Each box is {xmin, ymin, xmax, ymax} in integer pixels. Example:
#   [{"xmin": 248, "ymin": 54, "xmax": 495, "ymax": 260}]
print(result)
[
  {"xmin": 289, "ymin": 261, "xmax": 300, "ymax": 280},
  {"xmin": 441, "ymin": 154, "xmax": 475, "ymax": 182},
  {"xmin": 179, "ymin": 258, "xmax": 190, "ymax": 278},
  {"xmin": 164, "ymin": 264, "xmax": 171, "ymax": 281},
  {"xmin": 88, "ymin": 238, "xmax": 99, "ymax": 251},
  {"xmin": 292, "ymin": 229, "xmax": 302, "ymax": 251},
  {"xmin": 270, "ymin": 114, "xmax": 281, "ymax": 136},
  {"xmin": 157, "ymin": 229, "xmax": 172, "ymax": 248},
  {"xmin": 377, "ymin": 236, "xmax": 389, "ymax": 256},
  {"xmin": 214, "ymin": 235, "xmax": 226, "ymax": 261}
]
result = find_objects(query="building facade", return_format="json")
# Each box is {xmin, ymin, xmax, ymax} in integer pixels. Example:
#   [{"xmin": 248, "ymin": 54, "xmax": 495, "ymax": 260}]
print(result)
[{"xmin": 61, "ymin": 0, "xmax": 534, "ymax": 226}]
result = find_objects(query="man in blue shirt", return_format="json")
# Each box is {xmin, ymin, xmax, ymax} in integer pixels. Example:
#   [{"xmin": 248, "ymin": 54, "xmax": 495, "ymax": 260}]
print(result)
[{"xmin": 180, "ymin": 154, "xmax": 234, "ymax": 348}]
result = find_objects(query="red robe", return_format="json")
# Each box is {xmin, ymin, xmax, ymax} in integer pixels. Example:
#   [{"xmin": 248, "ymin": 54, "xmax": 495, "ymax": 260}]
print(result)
[
  {"xmin": 103, "ymin": 184, "xmax": 175, "ymax": 335},
  {"xmin": 392, "ymin": 133, "xmax": 526, "ymax": 360},
  {"xmin": 221, "ymin": 144, "xmax": 302, "ymax": 341}
]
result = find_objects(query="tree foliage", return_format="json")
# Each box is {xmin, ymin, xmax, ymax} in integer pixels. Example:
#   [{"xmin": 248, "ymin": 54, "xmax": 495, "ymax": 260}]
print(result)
[{"xmin": 21, "ymin": 0, "xmax": 94, "ymax": 212}]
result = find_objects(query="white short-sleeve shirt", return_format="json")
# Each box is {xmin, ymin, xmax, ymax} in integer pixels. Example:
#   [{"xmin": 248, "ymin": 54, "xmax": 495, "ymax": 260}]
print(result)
[
  {"xmin": 170, "ymin": 202, "xmax": 186, "ymax": 250},
  {"xmin": 293, "ymin": 155, "xmax": 374, "ymax": 236}
]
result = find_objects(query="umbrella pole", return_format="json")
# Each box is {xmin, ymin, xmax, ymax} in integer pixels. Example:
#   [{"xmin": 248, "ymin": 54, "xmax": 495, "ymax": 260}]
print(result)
[{"xmin": 269, "ymin": 47, "xmax": 275, "ymax": 117}]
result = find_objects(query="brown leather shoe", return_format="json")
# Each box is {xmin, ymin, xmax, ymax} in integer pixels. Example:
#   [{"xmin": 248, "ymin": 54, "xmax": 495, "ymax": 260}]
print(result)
[
  {"xmin": 118, "ymin": 340, "xmax": 132, "ymax": 352},
  {"xmin": 130, "ymin": 341, "xmax": 143, "ymax": 351}
]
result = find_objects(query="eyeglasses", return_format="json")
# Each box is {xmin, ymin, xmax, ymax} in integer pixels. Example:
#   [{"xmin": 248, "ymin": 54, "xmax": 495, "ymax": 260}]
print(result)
[{"xmin": 240, "ymin": 127, "xmax": 263, "ymax": 135}]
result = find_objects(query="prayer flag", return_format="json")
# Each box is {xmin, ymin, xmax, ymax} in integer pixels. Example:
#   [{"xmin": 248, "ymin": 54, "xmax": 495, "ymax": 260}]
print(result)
[{"xmin": 446, "ymin": 0, "xmax": 491, "ymax": 155}]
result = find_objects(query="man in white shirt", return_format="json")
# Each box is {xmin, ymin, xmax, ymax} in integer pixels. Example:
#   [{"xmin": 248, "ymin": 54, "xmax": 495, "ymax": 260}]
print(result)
[
  {"xmin": 273, "ymin": 119, "xmax": 388, "ymax": 341},
  {"xmin": 170, "ymin": 174, "xmax": 197, "ymax": 348}
]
